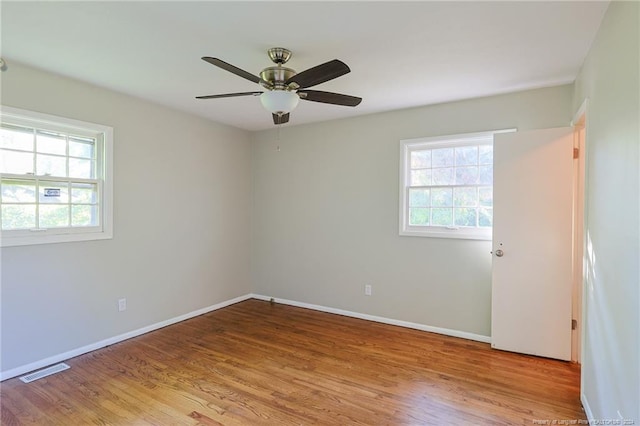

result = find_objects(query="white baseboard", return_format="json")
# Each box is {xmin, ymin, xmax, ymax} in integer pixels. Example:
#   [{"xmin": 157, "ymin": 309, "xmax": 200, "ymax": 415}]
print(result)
[
  {"xmin": 581, "ymin": 392, "xmax": 594, "ymax": 422},
  {"xmin": 250, "ymin": 293, "xmax": 491, "ymax": 343},
  {"xmin": 0, "ymin": 294, "xmax": 253, "ymax": 382}
]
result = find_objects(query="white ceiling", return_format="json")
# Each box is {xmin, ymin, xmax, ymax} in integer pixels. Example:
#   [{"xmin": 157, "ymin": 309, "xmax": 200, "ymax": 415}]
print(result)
[{"xmin": 2, "ymin": 1, "xmax": 609, "ymax": 131}]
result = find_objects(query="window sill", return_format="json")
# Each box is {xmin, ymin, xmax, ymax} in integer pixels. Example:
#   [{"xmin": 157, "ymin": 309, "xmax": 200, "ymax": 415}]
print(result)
[
  {"xmin": 400, "ymin": 227, "xmax": 492, "ymax": 241},
  {"xmin": 0, "ymin": 229, "xmax": 112, "ymax": 247}
]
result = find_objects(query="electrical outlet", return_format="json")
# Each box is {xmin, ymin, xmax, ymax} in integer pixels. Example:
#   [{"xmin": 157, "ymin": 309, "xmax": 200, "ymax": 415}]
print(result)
[
  {"xmin": 365, "ymin": 285, "xmax": 372, "ymax": 296},
  {"xmin": 118, "ymin": 298, "xmax": 126, "ymax": 312}
]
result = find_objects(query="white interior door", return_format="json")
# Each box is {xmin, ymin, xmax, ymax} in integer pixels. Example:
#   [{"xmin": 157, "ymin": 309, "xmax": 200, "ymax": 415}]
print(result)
[{"xmin": 491, "ymin": 127, "xmax": 574, "ymax": 361}]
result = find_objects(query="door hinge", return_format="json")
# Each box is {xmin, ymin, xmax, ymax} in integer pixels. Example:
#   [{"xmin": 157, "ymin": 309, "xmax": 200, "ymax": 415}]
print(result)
[
  {"xmin": 573, "ymin": 148, "xmax": 579, "ymax": 159},
  {"xmin": 571, "ymin": 319, "xmax": 578, "ymax": 330}
]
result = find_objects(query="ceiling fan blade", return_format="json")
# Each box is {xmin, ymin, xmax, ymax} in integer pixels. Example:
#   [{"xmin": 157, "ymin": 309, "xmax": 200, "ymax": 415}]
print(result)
[
  {"xmin": 196, "ymin": 91, "xmax": 262, "ymax": 100},
  {"xmin": 202, "ymin": 57, "xmax": 270, "ymax": 86},
  {"xmin": 298, "ymin": 90, "xmax": 362, "ymax": 107},
  {"xmin": 286, "ymin": 59, "xmax": 350, "ymax": 89},
  {"xmin": 272, "ymin": 113, "xmax": 290, "ymax": 125}
]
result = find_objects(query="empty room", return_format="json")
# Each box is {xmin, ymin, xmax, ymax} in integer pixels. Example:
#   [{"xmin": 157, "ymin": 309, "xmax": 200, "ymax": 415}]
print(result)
[{"xmin": 1, "ymin": 1, "xmax": 638, "ymax": 425}]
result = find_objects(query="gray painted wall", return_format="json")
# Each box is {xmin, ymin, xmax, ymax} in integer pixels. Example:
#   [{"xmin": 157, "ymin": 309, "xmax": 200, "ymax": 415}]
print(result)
[
  {"xmin": 572, "ymin": 1, "xmax": 640, "ymax": 421},
  {"xmin": 1, "ymin": 63, "xmax": 253, "ymax": 373},
  {"xmin": 251, "ymin": 85, "xmax": 573, "ymax": 337}
]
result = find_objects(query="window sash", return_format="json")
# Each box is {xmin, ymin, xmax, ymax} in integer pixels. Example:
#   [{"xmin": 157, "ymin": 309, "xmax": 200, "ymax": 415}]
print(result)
[
  {"xmin": 1, "ymin": 174, "xmax": 102, "ymax": 231},
  {"xmin": 1, "ymin": 124, "xmax": 99, "ymax": 179}
]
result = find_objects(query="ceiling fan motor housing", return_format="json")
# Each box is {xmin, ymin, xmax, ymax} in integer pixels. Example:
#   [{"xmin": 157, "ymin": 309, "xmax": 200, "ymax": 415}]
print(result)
[{"xmin": 260, "ymin": 66, "xmax": 297, "ymax": 90}]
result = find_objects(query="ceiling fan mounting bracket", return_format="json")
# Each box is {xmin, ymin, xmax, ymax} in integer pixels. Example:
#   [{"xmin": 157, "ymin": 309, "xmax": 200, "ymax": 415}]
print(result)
[{"xmin": 267, "ymin": 47, "xmax": 292, "ymax": 65}]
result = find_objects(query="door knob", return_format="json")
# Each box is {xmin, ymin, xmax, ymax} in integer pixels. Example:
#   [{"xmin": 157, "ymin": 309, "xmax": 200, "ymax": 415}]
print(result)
[{"xmin": 495, "ymin": 249, "xmax": 504, "ymax": 257}]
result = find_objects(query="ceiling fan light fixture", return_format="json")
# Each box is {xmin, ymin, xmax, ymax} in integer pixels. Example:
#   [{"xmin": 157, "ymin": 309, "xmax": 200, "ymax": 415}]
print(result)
[{"xmin": 260, "ymin": 90, "xmax": 299, "ymax": 115}]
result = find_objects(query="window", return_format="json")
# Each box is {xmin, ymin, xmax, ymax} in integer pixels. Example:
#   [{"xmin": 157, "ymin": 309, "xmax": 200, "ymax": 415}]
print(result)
[
  {"xmin": 399, "ymin": 129, "xmax": 513, "ymax": 240},
  {"xmin": 1, "ymin": 106, "xmax": 113, "ymax": 246}
]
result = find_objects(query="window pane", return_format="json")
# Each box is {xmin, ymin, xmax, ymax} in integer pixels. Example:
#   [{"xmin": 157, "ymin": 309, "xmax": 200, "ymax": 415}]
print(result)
[
  {"xmin": 455, "ymin": 166, "xmax": 479, "ymax": 185},
  {"xmin": 432, "ymin": 167, "xmax": 454, "ymax": 185},
  {"xmin": 410, "ymin": 169, "xmax": 431, "ymax": 186},
  {"xmin": 409, "ymin": 208, "xmax": 430, "ymax": 225},
  {"xmin": 453, "ymin": 187, "xmax": 477, "ymax": 207},
  {"xmin": 72, "ymin": 205, "xmax": 98, "ymax": 227},
  {"xmin": 69, "ymin": 158, "xmax": 94, "ymax": 179},
  {"xmin": 72, "ymin": 183, "xmax": 98, "ymax": 204},
  {"xmin": 69, "ymin": 137, "xmax": 95, "ymax": 159},
  {"xmin": 431, "ymin": 208, "xmax": 453, "ymax": 226},
  {"xmin": 479, "ymin": 165, "xmax": 493, "ymax": 185},
  {"xmin": 39, "ymin": 204, "xmax": 69, "ymax": 228},
  {"xmin": 410, "ymin": 150, "xmax": 431, "ymax": 168},
  {"xmin": 479, "ymin": 207, "xmax": 493, "ymax": 227},
  {"xmin": 39, "ymin": 182, "xmax": 69, "ymax": 203},
  {"xmin": 37, "ymin": 154, "xmax": 66, "ymax": 177},
  {"xmin": 431, "ymin": 188, "xmax": 452, "ymax": 207},
  {"xmin": 0, "ymin": 125, "xmax": 33, "ymax": 151},
  {"xmin": 2, "ymin": 204, "xmax": 36, "ymax": 230},
  {"xmin": 479, "ymin": 145, "xmax": 493, "ymax": 165},
  {"xmin": 454, "ymin": 208, "xmax": 477, "ymax": 227},
  {"xmin": 1, "ymin": 149, "xmax": 34, "ymax": 174},
  {"xmin": 432, "ymin": 148, "xmax": 454, "ymax": 167},
  {"xmin": 1, "ymin": 179, "xmax": 37, "ymax": 203},
  {"xmin": 409, "ymin": 189, "xmax": 429, "ymax": 207},
  {"xmin": 455, "ymin": 146, "xmax": 478, "ymax": 166},
  {"xmin": 479, "ymin": 187, "xmax": 493, "ymax": 207},
  {"xmin": 36, "ymin": 131, "xmax": 66, "ymax": 155}
]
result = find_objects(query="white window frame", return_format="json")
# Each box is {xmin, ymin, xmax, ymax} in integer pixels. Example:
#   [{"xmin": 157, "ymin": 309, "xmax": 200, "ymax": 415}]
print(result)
[
  {"xmin": 1, "ymin": 106, "xmax": 113, "ymax": 247},
  {"xmin": 399, "ymin": 129, "xmax": 515, "ymax": 240}
]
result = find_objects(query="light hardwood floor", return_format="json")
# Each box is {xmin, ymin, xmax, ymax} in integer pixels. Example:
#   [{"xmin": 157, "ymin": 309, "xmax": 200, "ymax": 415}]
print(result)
[{"xmin": 1, "ymin": 299, "xmax": 585, "ymax": 425}]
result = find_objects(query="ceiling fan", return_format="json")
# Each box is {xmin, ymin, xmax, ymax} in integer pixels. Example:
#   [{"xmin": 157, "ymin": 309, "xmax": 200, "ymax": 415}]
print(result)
[{"xmin": 196, "ymin": 47, "xmax": 362, "ymax": 125}]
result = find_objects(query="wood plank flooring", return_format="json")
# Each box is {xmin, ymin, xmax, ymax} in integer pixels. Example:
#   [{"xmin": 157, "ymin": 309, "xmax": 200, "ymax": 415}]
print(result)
[{"xmin": 1, "ymin": 299, "xmax": 585, "ymax": 425}]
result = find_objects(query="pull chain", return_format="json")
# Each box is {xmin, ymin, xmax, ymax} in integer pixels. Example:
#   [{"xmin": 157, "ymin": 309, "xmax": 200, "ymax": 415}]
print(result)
[{"xmin": 277, "ymin": 122, "xmax": 281, "ymax": 152}]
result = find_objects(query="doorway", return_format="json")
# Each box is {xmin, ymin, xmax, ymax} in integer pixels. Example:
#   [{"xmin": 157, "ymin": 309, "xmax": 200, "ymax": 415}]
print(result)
[{"xmin": 571, "ymin": 101, "xmax": 587, "ymax": 363}]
